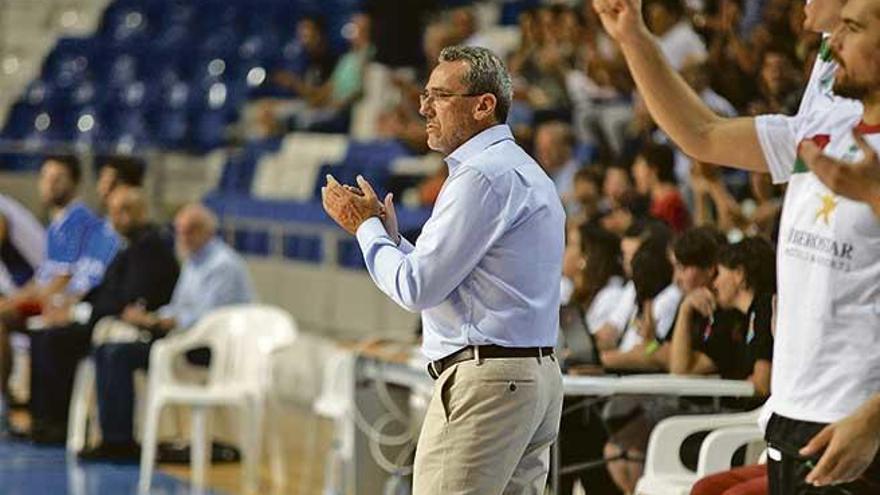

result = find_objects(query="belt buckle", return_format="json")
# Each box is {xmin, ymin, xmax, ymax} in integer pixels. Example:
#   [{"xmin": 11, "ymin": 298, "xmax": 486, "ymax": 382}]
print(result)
[{"xmin": 428, "ymin": 360, "xmax": 441, "ymax": 380}]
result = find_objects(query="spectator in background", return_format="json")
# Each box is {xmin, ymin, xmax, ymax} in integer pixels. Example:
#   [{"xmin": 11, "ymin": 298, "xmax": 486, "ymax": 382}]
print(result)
[
  {"xmin": 0, "ymin": 194, "xmax": 45, "ymax": 297},
  {"xmin": 669, "ymin": 237, "xmax": 775, "ymax": 399},
  {"xmin": 747, "ymin": 48, "xmax": 803, "ymax": 115},
  {"xmin": 599, "ymin": 165, "xmax": 644, "ymax": 236},
  {"xmin": 273, "ymin": 14, "xmax": 374, "ymax": 133},
  {"xmin": 570, "ymin": 167, "xmax": 605, "ymax": 224},
  {"xmin": 599, "ymin": 235, "xmax": 681, "ymax": 370},
  {"xmin": 95, "ymin": 155, "xmax": 145, "ymax": 212},
  {"xmin": 271, "ymin": 16, "xmax": 335, "ymax": 97},
  {"xmin": 535, "ymin": 121, "xmax": 581, "ymax": 205},
  {"xmin": 645, "ymin": 0, "xmax": 707, "ymax": 70},
  {"xmin": 25, "ymin": 187, "xmax": 178, "ymax": 445},
  {"xmin": 254, "ymin": 16, "xmax": 336, "ymax": 137},
  {"xmin": 0, "ymin": 156, "xmax": 117, "ymax": 433},
  {"xmin": 569, "ymin": 225, "xmax": 627, "ymax": 338},
  {"xmin": 81, "ymin": 203, "xmax": 254, "ymax": 461},
  {"xmin": 633, "ymin": 143, "xmax": 691, "ymax": 233},
  {"xmin": 591, "ymin": 220, "xmax": 672, "ymax": 352}
]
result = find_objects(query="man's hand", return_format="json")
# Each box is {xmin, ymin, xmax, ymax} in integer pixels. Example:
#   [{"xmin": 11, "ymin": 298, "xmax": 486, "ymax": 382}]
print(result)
[
  {"xmin": 592, "ymin": 0, "xmax": 649, "ymax": 45},
  {"xmin": 800, "ymin": 397, "xmax": 880, "ymax": 487},
  {"xmin": 322, "ymin": 175, "xmax": 384, "ymax": 236},
  {"xmin": 381, "ymin": 192, "xmax": 400, "ymax": 245},
  {"xmin": 42, "ymin": 302, "xmax": 72, "ymax": 327},
  {"xmin": 122, "ymin": 304, "xmax": 154, "ymax": 328},
  {"xmin": 800, "ymin": 131, "xmax": 880, "ymax": 218}
]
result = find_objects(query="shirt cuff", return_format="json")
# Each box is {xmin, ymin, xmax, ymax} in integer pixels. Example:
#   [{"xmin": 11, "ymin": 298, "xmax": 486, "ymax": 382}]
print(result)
[{"xmin": 356, "ymin": 217, "xmax": 393, "ymax": 249}]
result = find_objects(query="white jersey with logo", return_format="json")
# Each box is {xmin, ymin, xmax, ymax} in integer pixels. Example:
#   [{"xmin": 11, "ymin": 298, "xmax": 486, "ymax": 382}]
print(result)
[
  {"xmin": 796, "ymin": 36, "xmax": 840, "ymax": 118},
  {"xmin": 756, "ymin": 103, "xmax": 880, "ymax": 424}
]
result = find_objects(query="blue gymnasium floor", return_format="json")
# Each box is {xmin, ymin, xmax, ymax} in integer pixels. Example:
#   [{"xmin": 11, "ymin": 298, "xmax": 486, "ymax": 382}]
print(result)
[{"xmin": 0, "ymin": 438, "xmax": 226, "ymax": 495}]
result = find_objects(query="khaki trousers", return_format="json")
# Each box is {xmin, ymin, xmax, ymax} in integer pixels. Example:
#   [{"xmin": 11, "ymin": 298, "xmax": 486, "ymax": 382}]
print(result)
[{"xmin": 412, "ymin": 354, "xmax": 564, "ymax": 495}]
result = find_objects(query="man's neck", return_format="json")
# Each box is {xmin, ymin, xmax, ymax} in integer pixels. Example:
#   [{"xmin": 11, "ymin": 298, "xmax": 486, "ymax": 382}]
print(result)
[
  {"xmin": 443, "ymin": 121, "xmax": 499, "ymax": 157},
  {"xmin": 50, "ymin": 198, "xmax": 75, "ymax": 221},
  {"xmin": 862, "ymin": 91, "xmax": 880, "ymax": 126}
]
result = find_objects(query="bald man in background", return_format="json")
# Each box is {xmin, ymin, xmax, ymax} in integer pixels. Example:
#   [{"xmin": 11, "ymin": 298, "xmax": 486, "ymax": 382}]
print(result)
[{"xmin": 22, "ymin": 187, "xmax": 179, "ymax": 444}]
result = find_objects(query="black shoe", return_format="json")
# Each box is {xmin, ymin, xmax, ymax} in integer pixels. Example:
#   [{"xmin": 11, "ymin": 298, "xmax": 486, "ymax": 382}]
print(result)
[
  {"xmin": 156, "ymin": 441, "xmax": 241, "ymax": 464},
  {"xmin": 78, "ymin": 442, "xmax": 141, "ymax": 463},
  {"xmin": 30, "ymin": 420, "xmax": 67, "ymax": 445},
  {"xmin": 6, "ymin": 396, "xmax": 29, "ymax": 411},
  {"xmin": 4, "ymin": 424, "xmax": 31, "ymax": 442}
]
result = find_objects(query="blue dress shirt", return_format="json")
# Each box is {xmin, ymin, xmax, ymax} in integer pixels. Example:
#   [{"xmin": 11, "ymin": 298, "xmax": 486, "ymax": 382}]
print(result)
[
  {"xmin": 159, "ymin": 238, "xmax": 256, "ymax": 329},
  {"xmin": 356, "ymin": 125, "xmax": 566, "ymax": 360}
]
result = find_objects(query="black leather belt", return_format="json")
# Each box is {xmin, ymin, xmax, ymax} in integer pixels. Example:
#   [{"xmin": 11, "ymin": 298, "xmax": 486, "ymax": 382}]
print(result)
[{"xmin": 427, "ymin": 345, "xmax": 555, "ymax": 380}]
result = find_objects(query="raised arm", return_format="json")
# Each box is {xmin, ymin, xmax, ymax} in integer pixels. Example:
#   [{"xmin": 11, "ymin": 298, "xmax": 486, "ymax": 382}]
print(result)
[{"xmin": 593, "ymin": 0, "xmax": 768, "ymax": 171}]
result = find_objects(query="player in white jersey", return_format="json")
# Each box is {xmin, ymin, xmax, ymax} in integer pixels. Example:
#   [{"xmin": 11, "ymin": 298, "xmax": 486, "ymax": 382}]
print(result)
[{"xmin": 593, "ymin": 0, "xmax": 880, "ymax": 492}]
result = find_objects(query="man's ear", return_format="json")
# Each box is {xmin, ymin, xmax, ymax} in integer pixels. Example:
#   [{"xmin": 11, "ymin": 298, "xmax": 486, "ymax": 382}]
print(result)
[{"xmin": 473, "ymin": 93, "xmax": 497, "ymax": 122}]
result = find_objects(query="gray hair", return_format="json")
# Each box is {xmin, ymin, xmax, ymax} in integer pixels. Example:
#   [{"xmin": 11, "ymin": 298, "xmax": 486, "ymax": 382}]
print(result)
[{"xmin": 438, "ymin": 45, "xmax": 512, "ymax": 124}]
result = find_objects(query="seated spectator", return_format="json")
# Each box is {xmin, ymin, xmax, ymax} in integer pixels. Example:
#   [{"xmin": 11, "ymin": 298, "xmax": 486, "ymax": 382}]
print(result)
[
  {"xmin": 0, "ymin": 156, "xmax": 117, "ymax": 432},
  {"xmin": 80, "ymin": 203, "xmax": 255, "ymax": 461},
  {"xmin": 599, "ymin": 165, "xmax": 648, "ymax": 236},
  {"xmin": 591, "ymin": 220, "xmax": 672, "ymax": 351},
  {"xmin": 569, "ymin": 167, "xmax": 605, "ymax": 224},
  {"xmin": 269, "ymin": 16, "xmax": 336, "ymax": 97},
  {"xmin": 669, "ymin": 236, "xmax": 775, "ymax": 398},
  {"xmin": 633, "ymin": 142, "xmax": 691, "ymax": 233},
  {"xmin": 746, "ymin": 48, "xmax": 803, "ymax": 116},
  {"xmin": 273, "ymin": 13, "xmax": 374, "ymax": 133},
  {"xmin": 600, "ymin": 239, "xmax": 681, "ymax": 370},
  {"xmin": 0, "ymin": 194, "xmax": 45, "ymax": 296},
  {"xmin": 252, "ymin": 16, "xmax": 337, "ymax": 137},
  {"xmin": 560, "ymin": 225, "xmax": 626, "ymax": 365},
  {"xmin": 645, "ymin": 0, "xmax": 707, "ymax": 70},
  {"xmin": 535, "ymin": 121, "xmax": 581, "ymax": 204},
  {"xmin": 95, "ymin": 155, "xmax": 145, "ymax": 214},
  {"xmin": 24, "ymin": 187, "xmax": 178, "ymax": 444}
]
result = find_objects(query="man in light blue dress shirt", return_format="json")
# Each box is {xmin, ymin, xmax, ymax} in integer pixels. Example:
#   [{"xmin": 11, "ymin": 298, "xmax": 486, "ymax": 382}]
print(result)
[{"xmin": 323, "ymin": 46, "xmax": 565, "ymax": 494}]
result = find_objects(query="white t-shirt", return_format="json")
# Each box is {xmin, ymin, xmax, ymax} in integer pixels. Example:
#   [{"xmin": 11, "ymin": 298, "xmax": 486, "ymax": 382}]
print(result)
[
  {"xmin": 657, "ymin": 21, "xmax": 707, "ymax": 71},
  {"xmin": 585, "ymin": 275, "xmax": 628, "ymax": 332},
  {"xmin": 606, "ymin": 280, "xmax": 637, "ymax": 335},
  {"xmin": 755, "ymin": 103, "xmax": 880, "ymax": 423},
  {"xmin": 618, "ymin": 283, "xmax": 683, "ymax": 352},
  {"xmin": 796, "ymin": 36, "xmax": 839, "ymax": 119}
]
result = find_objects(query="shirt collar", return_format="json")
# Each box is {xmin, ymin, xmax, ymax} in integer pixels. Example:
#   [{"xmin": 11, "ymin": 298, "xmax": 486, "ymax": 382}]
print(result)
[
  {"xmin": 53, "ymin": 200, "xmax": 85, "ymax": 227},
  {"xmin": 189, "ymin": 237, "xmax": 219, "ymax": 266},
  {"xmin": 444, "ymin": 124, "xmax": 514, "ymax": 173}
]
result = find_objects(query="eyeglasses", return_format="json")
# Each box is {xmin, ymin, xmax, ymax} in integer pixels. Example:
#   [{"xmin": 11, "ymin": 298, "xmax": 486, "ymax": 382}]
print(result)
[{"xmin": 419, "ymin": 89, "xmax": 483, "ymax": 105}]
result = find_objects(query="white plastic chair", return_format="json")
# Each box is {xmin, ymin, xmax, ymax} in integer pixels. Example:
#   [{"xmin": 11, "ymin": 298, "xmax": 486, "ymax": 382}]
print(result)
[
  {"xmin": 635, "ymin": 408, "xmax": 764, "ymax": 495},
  {"xmin": 137, "ymin": 304, "xmax": 297, "ymax": 494},
  {"xmin": 66, "ymin": 357, "xmax": 98, "ymax": 455}
]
